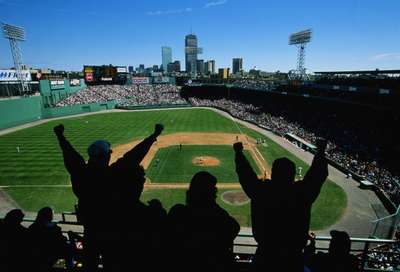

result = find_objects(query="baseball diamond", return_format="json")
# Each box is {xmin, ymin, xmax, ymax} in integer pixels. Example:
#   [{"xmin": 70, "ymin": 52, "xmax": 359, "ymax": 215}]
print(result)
[{"xmin": 0, "ymin": 108, "xmax": 346, "ymax": 229}]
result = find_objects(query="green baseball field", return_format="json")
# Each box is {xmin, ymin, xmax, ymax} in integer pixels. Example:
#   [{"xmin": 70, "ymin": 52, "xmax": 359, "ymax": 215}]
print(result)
[{"xmin": 0, "ymin": 108, "xmax": 347, "ymax": 229}]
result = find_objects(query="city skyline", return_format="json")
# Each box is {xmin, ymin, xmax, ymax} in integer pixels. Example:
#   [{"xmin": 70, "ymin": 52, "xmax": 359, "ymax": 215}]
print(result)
[{"xmin": 0, "ymin": 0, "xmax": 399, "ymax": 72}]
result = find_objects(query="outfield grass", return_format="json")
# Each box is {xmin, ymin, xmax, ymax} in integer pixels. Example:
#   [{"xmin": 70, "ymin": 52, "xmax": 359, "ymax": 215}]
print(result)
[
  {"xmin": 141, "ymin": 186, "xmax": 344, "ymax": 230},
  {"xmin": 146, "ymin": 145, "xmax": 260, "ymax": 182},
  {"xmin": 4, "ymin": 184, "xmax": 344, "ymax": 230},
  {"xmin": 0, "ymin": 108, "xmax": 347, "ymax": 230}
]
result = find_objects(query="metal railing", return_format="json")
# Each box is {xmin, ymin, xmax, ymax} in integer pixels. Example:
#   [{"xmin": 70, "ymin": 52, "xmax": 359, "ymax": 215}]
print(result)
[{"xmin": 1, "ymin": 213, "xmax": 398, "ymax": 271}]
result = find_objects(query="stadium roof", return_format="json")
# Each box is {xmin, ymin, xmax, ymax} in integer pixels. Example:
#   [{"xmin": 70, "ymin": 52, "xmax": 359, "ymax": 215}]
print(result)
[{"xmin": 314, "ymin": 69, "xmax": 400, "ymax": 75}]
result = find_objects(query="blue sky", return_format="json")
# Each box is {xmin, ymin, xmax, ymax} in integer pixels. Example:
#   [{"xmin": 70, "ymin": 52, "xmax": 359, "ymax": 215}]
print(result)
[{"xmin": 0, "ymin": 0, "xmax": 399, "ymax": 72}]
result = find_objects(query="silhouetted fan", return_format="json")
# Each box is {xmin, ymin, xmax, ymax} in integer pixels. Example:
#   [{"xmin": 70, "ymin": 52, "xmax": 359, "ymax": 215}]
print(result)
[
  {"xmin": 0, "ymin": 209, "xmax": 30, "ymax": 272},
  {"xmin": 305, "ymin": 230, "xmax": 359, "ymax": 272},
  {"xmin": 54, "ymin": 123, "xmax": 164, "ymax": 271},
  {"xmin": 28, "ymin": 207, "xmax": 74, "ymax": 271},
  {"xmin": 167, "ymin": 171, "xmax": 240, "ymax": 272},
  {"xmin": 234, "ymin": 138, "xmax": 328, "ymax": 271}
]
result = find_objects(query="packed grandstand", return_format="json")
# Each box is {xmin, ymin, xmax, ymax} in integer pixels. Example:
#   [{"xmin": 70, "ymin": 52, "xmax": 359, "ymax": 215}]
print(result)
[{"xmin": 55, "ymin": 84, "xmax": 186, "ymax": 107}]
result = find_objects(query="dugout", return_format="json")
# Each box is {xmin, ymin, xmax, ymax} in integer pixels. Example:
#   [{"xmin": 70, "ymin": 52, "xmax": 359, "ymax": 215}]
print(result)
[{"xmin": 284, "ymin": 133, "xmax": 316, "ymax": 152}]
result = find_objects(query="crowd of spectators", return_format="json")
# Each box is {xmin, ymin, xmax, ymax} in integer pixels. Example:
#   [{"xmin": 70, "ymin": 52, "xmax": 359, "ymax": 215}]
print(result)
[
  {"xmin": 189, "ymin": 97, "xmax": 400, "ymax": 205},
  {"xmin": 0, "ymin": 208, "xmax": 73, "ymax": 271},
  {"xmin": 365, "ymin": 230, "xmax": 400, "ymax": 272},
  {"xmin": 55, "ymin": 84, "xmax": 185, "ymax": 107},
  {"xmin": 314, "ymin": 75, "xmax": 400, "ymax": 91},
  {"xmin": 365, "ymin": 244, "xmax": 400, "ymax": 271},
  {"xmin": 230, "ymin": 80, "xmax": 274, "ymax": 91}
]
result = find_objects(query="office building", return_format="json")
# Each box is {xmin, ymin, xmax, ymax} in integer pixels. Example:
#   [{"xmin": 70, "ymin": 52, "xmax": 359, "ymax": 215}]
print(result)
[
  {"xmin": 196, "ymin": 59, "xmax": 204, "ymax": 75},
  {"xmin": 205, "ymin": 60, "xmax": 215, "ymax": 75},
  {"xmin": 167, "ymin": 60, "xmax": 181, "ymax": 73},
  {"xmin": 218, "ymin": 68, "xmax": 230, "ymax": 79},
  {"xmin": 185, "ymin": 34, "xmax": 202, "ymax": 75},
  {"xmin": 137, "ymin": 64, "xmax": 145, "ymax": 74},
  {"xmin": 232, "ymin": 58, "xmax": 243, "ymax": 74},
  {"xmin": 161, "ymin": 46, "xmax": 172, "ymax": 72}
]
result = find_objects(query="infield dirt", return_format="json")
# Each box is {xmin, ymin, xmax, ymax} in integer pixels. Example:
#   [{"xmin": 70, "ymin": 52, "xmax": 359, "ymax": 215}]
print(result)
[{"xmin": 110, "ymin": 132, "xmax": 270, "ymax": 188}]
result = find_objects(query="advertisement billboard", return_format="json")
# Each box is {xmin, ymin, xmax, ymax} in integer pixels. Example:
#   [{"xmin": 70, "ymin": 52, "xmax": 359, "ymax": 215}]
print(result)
[
  {"xmin": 132, "ymin": 77, "xmax": 150, "ymax": 84},
  {"xmin": 116, "ymin": 67, "xmax": 127, "ymax": 73},
  {"xmin": 50, "ymin": 80, "xmax": 65, "ymax": 90},
  {"xmin": 69, "ymin": 79, "xmax": 81, "ymax": 86},
  {"xmin": 0, "ymin": 70, "xmax": 32, "ymax": 82},
  {"xmin": 85, "ymin": 72, "xmax": 93, "ymax": 82},
  {"xmin": 84, "ymin": 66, "xmax": 93, "ymax": 73},
  {"xmin": 101, "ymin": 77, "xmax": 113, "ymax": 81},
  {"xmin": 153, "ymin": 76, "xmax": 170, "ymax": 84}
]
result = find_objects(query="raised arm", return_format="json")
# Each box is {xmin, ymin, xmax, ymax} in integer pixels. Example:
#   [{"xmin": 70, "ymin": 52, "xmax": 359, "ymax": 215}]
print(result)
[
  {"xmin": 114, "ymin": 124, "xmax": 164, "ymax": 167},
  {"xmin": 234, "ymin": 142, "xmax": 260, "ymax": 199},
  {"xmin": 300, "ymin": 138, "xmax": 329, "ymax": 204},
  {"xmin": 54, "ymin": 124, "xmax": 85, "ymax": 176}
]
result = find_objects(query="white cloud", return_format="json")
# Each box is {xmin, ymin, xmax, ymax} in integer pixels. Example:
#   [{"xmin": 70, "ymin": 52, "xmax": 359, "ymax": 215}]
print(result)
[
  {"xmin": 147, "ymin": 7, "xmax": 192, "ymax": 16},
  {"xmin": 204, "ymin": 0, "xmax": 228, "ymax": 8},
  {"xmin": 369, "ymin": 53, "xmax": 400, "ymax": 61}
]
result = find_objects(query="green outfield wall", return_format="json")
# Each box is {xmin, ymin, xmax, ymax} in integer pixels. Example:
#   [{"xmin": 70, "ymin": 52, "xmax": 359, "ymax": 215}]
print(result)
[
  {"xmin": 116, "ymin": 103, "xmax": 191, "ymax": 110},
  {"xmin": 0, "ymin": 79, "xmax": 118, "ymax": 130},
  {"xmin": 40, "ymin": 79, "xmax": 86, "ymax": 107},
  {"xmin": 0, "ymin": 96, "xmax": 43, "ymax": 129},
  {"xmin": 41, "ymin": 101, "xmax": 117, "ymax": 119}
]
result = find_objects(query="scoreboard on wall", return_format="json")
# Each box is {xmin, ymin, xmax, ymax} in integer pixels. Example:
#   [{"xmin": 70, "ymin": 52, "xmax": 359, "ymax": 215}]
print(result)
[
  {"xmin": 84, "ymin": 66, "xmax": 94, "ymax": 82},
  {"xmin": 83, "ymin": 65, "xmax": 128, "ymax": 85}
]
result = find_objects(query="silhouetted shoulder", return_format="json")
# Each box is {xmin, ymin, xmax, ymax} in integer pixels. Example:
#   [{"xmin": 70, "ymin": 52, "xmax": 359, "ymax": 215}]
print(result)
[{"xmin": 168, "ymin": 203, "xmax": 187, "ymax": 218}]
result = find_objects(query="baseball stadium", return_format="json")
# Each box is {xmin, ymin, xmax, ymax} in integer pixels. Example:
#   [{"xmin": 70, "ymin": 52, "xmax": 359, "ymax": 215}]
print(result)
[
  {"xmin": 1, "ymin": 74, "xmax": 400, "ymax": 270},
  {"xmin": 1, "ymin": 2, "xmax": 400, "ymax": 271},
  {"xmin": 0, "ymin": 106, "xmax": 346, "ymax": 229}
]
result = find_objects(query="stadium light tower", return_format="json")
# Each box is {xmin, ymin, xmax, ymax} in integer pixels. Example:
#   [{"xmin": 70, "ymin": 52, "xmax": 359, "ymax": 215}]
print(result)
[
  {"xmin": 2, "ymin": 23, "xmax": 29, "ymax": 94},
  {"xmin": 289, "ymin": 29, "xmax": 312, "ymax": 80}
]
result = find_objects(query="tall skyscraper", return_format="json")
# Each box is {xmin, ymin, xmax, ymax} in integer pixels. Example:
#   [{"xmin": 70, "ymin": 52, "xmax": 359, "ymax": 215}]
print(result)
[
  {"xmin": 232, "ymin": 58, "xmax": 243, "ymax": 74},
  {"xmin": 185, "ymin": 34, "xmax": 202, "ymax": 75},
  {"xmin": 162, "ymin": 46, "xmax": 172, "ymax": 72}
]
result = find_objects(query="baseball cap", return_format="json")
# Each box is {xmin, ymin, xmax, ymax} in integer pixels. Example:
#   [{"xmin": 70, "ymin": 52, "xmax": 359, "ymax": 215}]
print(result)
[{"xmin": 87, "ymin": 140, "xmax": 111, "ymax": 157}]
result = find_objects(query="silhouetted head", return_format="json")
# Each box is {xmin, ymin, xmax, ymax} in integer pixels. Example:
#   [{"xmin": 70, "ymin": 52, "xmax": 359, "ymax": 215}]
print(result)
[
  {"xmin": 87, "ymin": 140, "xmax": 112, "ymax": 168},
  {"xmin": 271, "ymin": 158, "xmax": 296, "ymax": 185},
  {"xmin": 329, "ymin": 230, "xmax": 351, "ymax": 256},
  {"xmin": 4, "ymin": 209, "xmax": 25, "ymax": 226},
  {"xmin": 35, "ymin": 207, "xmax": 53, "ymax": 224},
  {"xmin": 186, "ymin": 171, "xmax": 217, "ymax": 207}
]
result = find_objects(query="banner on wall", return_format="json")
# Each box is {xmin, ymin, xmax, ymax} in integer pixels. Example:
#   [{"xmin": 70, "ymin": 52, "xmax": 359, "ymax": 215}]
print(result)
[
  {"xmin": 70, "ymin": 79, "xmax": 81, "ymax": 86},
  {"xmin": 0, "ymin": 70, "xmax": 32, "ymax": 81},
  {"xmin": 50, "ymin": 80, "xmax": 65, "ymax": 89},
  {"xmin": 132, "ymin": 77, "xmax": 149, "ymax": 84}
]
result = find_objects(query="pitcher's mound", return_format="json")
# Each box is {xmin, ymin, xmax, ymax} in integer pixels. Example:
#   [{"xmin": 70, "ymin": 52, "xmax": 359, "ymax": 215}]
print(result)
[
  {"xmin": 192, "ymin": 156, "xmax": 220, "ymax": 166},
  {"xmin": 221, "ymin": 190, "xmax": 250, "ymax": 206}
]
